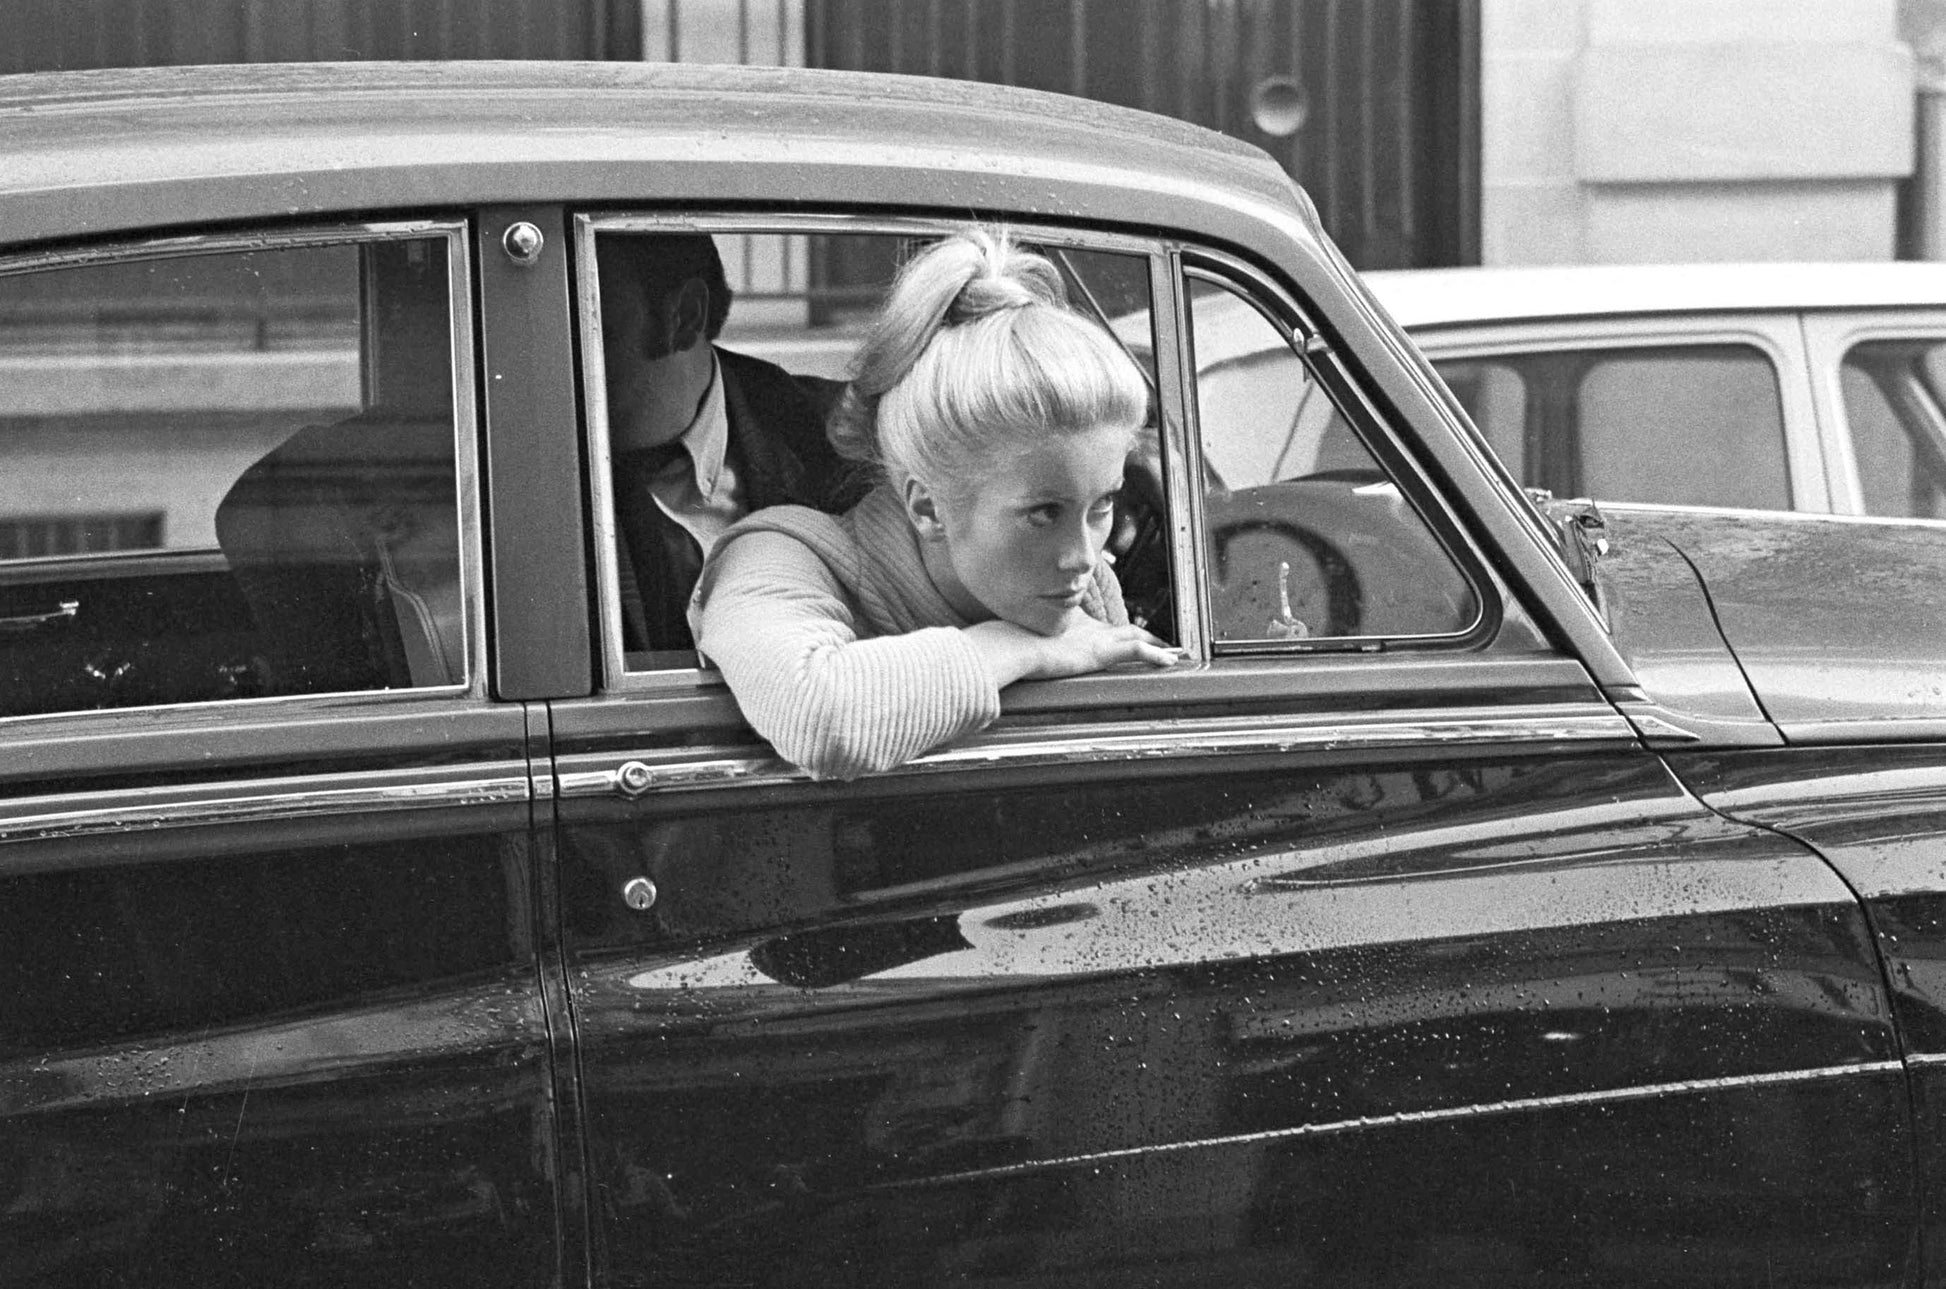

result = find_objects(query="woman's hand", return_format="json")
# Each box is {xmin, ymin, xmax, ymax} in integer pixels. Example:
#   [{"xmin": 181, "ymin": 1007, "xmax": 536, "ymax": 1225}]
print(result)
[{"xmin": 966, "ymin": 616, "xmax": 1183, "ymax": 688}]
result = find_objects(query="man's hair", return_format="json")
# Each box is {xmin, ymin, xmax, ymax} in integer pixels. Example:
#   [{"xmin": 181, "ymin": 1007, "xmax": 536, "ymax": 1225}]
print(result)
[{"xmin": 596, "ymin": 233, "xmax": 734, "ymax": 342}]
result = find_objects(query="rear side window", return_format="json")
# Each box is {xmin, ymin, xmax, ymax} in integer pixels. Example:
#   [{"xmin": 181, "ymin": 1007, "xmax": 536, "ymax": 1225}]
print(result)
[
  {"xmin": 0, "ymin": 231, "xmax": 471, "ymax": 718},
  {"xmin": 1839, "ymin": 340, "xmax": 1946, "ymax": 519},
  {"xmin": 1432, "ymin": 345, "xmax": 1790, "ymax": 511}
]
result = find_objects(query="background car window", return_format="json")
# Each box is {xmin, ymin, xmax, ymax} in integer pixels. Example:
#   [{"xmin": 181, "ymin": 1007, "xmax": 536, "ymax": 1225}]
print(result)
[
  {"xmin": 0, "ymin": 237, "xmax": 463, "ymax": 717},
  {"xmin": 1429, "ymin": 358, "xmax": 1528, "ymax": 480},
  {"xmin": 1187, "ymin": 277, "xmax": 1478, "ymax": 645},
  {"xmin": 1839, "ymin": 340, "xmax": 1946, "ymax": 519},
  {"xmin": 1431, "ymin": 345, "xmax": 1789, "ymax": 511}
]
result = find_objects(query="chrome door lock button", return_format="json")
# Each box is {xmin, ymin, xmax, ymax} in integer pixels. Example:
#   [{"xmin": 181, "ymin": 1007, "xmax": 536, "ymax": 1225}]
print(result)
[
  {"xmin": 501, "ymin": 221, "xmax": 544, "ymax": 264},
  {"xmin": 621, "ymin": 877, "xmax": 659, "ymax": 912},
  {"xmin": 614, "ymin": 760, "xmax": 653, "ymax": 797}
]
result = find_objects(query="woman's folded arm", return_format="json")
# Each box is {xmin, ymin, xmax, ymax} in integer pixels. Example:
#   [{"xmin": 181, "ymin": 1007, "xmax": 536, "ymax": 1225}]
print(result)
[{"xmin": 695, "ymin": 531, "xmax": 1001, "ymax": 780}]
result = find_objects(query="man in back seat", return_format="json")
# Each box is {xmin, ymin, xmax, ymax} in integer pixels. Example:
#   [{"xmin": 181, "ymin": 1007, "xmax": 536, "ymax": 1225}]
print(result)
[{"xmin": 598, "ymin": 234, "xmax": 863, "ymax": 653}]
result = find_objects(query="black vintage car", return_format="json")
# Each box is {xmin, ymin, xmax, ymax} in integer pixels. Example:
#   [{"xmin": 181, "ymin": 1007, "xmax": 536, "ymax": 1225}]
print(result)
[{"xmin": 2, "ymin": 61, "xmax": 1944, "ymax": 1289}]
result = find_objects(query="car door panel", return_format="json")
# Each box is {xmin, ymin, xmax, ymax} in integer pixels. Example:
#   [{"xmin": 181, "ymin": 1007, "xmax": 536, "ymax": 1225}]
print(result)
[
  {"xmin": 554, "ymin": 707, "xmax": 1910, "ymax": 1286},
  {"xmin": 1675, "ymin": 745, "xmax": 1946, "ymax": 1288},
  {"xmin": 0, "ymin": 699, "xmax": 558, "ymax": 1288}
]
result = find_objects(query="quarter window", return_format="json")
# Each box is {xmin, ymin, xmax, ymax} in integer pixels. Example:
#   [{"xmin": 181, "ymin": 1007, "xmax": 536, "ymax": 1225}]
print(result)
[
  {"xmin": 0, "ymin": 233, "xmax": 468, "ymax": 718},
  {"xmin": 1186, "ymin": 275, "xmax": 1478, "ymax": 646}
]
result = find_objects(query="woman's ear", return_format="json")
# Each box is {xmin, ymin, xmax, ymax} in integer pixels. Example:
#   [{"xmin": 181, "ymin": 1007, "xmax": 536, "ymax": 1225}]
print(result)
[{"xmin": 902, "ymin": 477, "xmax": 947, "ymax": 541}]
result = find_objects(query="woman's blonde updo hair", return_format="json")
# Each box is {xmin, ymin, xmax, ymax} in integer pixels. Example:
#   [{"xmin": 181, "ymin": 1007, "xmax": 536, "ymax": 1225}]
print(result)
[{"xmin": 827, "ymin": 227, "xmax": 1149, "ymax": 497}]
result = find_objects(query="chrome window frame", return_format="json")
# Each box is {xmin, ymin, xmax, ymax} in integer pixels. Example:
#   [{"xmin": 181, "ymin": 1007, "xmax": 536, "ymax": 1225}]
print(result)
[
  {"xmin": 1176, "ymin": 249, "xmax": 1495, "ymax": 654},
  {"xmin": 0, "ymin": 219, "xmax": 488, "ymax": 721},
  {"xmin": 572, "ymin": 211, "xmax": 1179, "ymax": 690}
]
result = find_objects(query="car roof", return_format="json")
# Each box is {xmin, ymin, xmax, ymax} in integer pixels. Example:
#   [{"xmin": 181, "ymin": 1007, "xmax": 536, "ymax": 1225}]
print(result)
[
  {"xmin": 1363, "ymin": 262, "xmax": 1946, "ymax": 328},
  {"xmin": 0, "ymin": 61, "xmax": 1306, "ymax": 253}
]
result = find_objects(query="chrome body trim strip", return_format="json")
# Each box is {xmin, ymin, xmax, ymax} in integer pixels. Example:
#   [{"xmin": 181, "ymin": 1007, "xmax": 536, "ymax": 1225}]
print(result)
[
  {"xmin": 0, "ymin": 767, "xmax": 531, "ymax": 846},
  {"xmin": 1603, "ymin": 499, "xmax": 1946, "ymax": 531},
  {"xmin": 895, "ymin": 1060, "xmax": 1903, "ymax": 1190},
  {"xmin": 1902, "ymin": 1051, "xmax": 1946, "ymax": 1069},
  {"xmin": 556, "ymin": 703, "xmax": 1636, "ymax": 798}
]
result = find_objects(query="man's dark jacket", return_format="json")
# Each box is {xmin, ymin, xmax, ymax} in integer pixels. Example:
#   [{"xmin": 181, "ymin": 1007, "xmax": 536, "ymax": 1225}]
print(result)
[{"xmin": 613, "ymin": 346, "xmax": 867, "ymax": 652}]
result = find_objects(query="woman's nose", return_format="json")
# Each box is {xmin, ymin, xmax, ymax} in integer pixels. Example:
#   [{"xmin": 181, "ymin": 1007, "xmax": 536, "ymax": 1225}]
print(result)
[{"xmin": 1055, "ymin": 523, "xmax": 1097, "ymax": 572}]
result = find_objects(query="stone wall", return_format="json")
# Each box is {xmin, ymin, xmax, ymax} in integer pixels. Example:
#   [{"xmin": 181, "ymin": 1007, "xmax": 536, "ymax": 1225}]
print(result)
[{"xmin": 1481, "ymin": 0, "xmax": 1914, "ymax": 263}]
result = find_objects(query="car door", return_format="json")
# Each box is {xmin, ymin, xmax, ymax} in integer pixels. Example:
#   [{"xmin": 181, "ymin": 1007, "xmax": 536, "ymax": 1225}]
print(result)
[
  {"xmin": 1800, "ymin": 308, "xmax": 1946, "ymax": 518},
  {"xmin": 0, "ymin": 222, "xmax": 561, "ymax": 1287},
  {"xmin": 550, "ymin": 215, "xmax": 1913, "ymax": 1286},
  {"xmin": 1674, "ymin": 745, "xmax": 1946, "ymax": 1288},
  {"xmin": 1407, "ymin": 313, "xmax": 1832, "ymax": 514}
]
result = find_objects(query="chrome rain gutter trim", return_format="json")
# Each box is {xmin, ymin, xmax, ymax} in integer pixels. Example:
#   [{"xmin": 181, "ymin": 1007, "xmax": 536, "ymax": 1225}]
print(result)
[{"xmin": 0, "ymin": 767, "xmax": 531, "ymax": 846}]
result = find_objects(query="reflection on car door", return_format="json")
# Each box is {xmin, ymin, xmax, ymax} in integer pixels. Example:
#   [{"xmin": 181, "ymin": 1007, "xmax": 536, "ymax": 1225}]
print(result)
[{"xmin": 550, "ymin": 698, "xmax": 1911, "ymax": 1286}]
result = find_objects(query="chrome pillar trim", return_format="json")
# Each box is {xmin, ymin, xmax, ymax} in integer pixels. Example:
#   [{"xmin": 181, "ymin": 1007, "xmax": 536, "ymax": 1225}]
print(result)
[
  {"xmin": 1155, "ymin": 246, "xmax": 1208, "ymax": 661},
  {"xmin": 0, "ymin": 765, "xmax": 531, "ymax": 846},
  {"xmin": 573, "ymin": 212, "xmax": 630, "ymax": 694},
  {"xmin": 441, "ymin": 222, "xmax": 491, "ymax": 701},
  {"xmin": 556, "ymin": 702, "xmax": 1636, "ymax": 798},
  {"xmin": 900, "ymin": 1060, "xmax": 1906, "ymax": 1191}
]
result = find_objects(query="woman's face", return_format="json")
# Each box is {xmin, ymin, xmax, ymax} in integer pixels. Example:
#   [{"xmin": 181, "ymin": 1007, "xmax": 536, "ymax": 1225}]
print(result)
[{"xmin": 922, "ymin": 422, "xmax": 1134, "ymax": 636}]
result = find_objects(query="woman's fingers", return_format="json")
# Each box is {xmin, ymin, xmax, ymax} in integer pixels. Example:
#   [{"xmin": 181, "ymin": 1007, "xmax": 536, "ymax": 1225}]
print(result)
[{"xmin": 1103, "ymin": 625, "xmax": 1183, "ymax": 668}]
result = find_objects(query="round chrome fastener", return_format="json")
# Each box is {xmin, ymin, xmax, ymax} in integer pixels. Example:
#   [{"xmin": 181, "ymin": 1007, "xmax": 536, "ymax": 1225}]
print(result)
[
  {"xmin": 615, "ymin": 760, "xmax": 653, "ymax": 797},
  {"xmin": 501, "ymin": 221, "xmax": 545, "ymax": 264},
  {"xmin": 622, "ymin": 877, "xmax": 659, "ymax": 912}
]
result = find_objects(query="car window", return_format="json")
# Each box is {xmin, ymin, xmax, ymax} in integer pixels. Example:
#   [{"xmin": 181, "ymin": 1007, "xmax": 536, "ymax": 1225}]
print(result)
[
  {"xmin": 0, "ymin": 232, "xmax": 469, "ymax": 718},
  {"xmin": 1186, "ymin": 274, "xmax": 1479, "ymax": 646},
  {"xmin": 1838, "ymin": 340, "xmax": 1946, "ymax": 519},
  {"xmin": 1430, "ymin": 345, "xmax": 1790, "ymax": 511},
  {"xmin": 583, "ymin": 224, "xmax": 1170, "ymax": 679}
]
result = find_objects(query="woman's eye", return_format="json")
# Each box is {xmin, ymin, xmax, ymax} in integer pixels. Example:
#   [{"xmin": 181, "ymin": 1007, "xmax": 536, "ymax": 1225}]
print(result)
[{"xmin": 1023, "ymin": 504, "xmax": 1062, "ymax": 526}]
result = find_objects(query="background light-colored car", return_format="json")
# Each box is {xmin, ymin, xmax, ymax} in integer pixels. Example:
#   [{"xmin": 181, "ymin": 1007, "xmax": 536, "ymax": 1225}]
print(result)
[{"xmin": 1368, "ymin": 262, "xmax": 1946, "ymax": 518}]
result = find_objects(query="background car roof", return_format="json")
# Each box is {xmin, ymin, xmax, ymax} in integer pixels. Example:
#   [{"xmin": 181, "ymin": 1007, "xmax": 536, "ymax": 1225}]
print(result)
[
  {"xmin": 1364, "ymin": 262, "xmax": 1946, "ymax": 328},
  {"xmin": 0, "ymin": 60, "xmax": 1305, "ymax": 251}
]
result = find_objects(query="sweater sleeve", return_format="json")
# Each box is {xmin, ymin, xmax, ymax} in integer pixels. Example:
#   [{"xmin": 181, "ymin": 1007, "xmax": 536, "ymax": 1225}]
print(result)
[{"xmin": 694, "ymin": 530, "xmax": 1002, "ymax": 780}]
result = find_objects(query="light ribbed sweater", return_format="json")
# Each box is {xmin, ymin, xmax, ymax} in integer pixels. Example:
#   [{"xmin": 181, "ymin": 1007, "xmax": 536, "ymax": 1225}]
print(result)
[{"xmin": 690, "ymin": 485, "xmax": 1126, "ymax": 780}]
